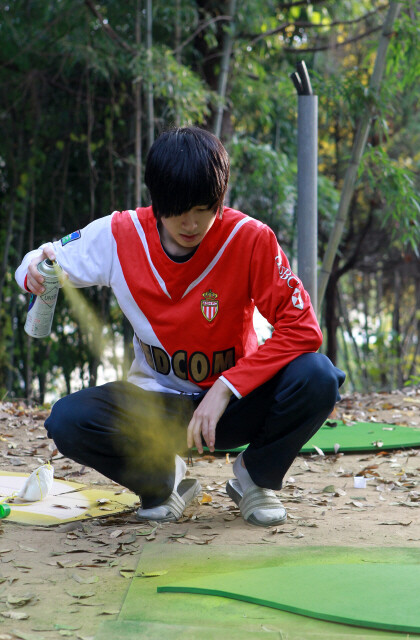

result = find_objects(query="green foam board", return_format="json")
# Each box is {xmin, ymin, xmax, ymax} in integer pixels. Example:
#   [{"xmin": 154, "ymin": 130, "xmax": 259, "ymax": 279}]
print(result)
[
  {"xmin": 207, "ymin": 420, "xmax": 420, "ymax": 454},
  {"xmin": 159, "ymin": 563, "xmax": 420, "ymax": 633},
  {"xmin": 302, "ymin": 420, "xmax": 420, "ymax": 453},
  {"xmin": 94, "ymin": 545, "xmax": 420, "ymax": 640}
]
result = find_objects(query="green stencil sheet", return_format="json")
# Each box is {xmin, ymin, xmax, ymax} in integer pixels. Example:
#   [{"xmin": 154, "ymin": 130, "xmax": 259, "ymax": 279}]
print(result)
[
  {"xmin": 96, "ymin": 545, "xmax": 420, "ymax": 640},
  {"xmin": 159, "ymin": 563, "xmax": 420, "ymax": 633},
  {"xmin": 302, "ymin": 420, "xmax": 420, "ymax": 453},
  {"xmin": 208, "ymin": 420, "xmax": 420, "ymax": 454}
]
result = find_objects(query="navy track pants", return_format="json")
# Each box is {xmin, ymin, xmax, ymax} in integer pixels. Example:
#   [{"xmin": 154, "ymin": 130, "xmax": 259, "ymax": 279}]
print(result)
[{"xmin": 45, "ymin": 353, "xmax": 345, "ymax": 508}]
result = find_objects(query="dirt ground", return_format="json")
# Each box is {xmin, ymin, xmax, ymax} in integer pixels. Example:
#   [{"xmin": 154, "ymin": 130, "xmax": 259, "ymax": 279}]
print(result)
[{"xmin": 0, "ymin": 387, "xmax": 419, "ymax": 639}]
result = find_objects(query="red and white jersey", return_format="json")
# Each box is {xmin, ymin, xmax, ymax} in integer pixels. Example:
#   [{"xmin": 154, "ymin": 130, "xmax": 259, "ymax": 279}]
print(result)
[{"xmin": 16, "ymin": 207, "xmax": 322, "ymax": 398}]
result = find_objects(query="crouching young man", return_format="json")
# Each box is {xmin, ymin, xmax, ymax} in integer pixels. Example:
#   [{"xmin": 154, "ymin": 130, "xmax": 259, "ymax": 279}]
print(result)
[{"xmin": 16, "ymin": 126, "xmax": 345, "ymax": 527}]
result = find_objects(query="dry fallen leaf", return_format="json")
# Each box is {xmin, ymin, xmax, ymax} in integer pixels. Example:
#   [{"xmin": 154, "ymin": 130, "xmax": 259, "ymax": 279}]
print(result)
[
  {"xmin": 200, "ymin": 492, "xmax": 212, "ymax": 504},
  {"xmin": 71, "ymin": 573, "xmax": 99, "ymax": 584},
  {"xmin": 322, "ymin": 485, "xmax": 336, "ymax": 493},
  {"xmin": 54, "ymin": 623, "xmax": 82, "ymax": 631},
  {"xmin": 313, "ymin": 446, "xmax": 325, "ymax": 456},
  {"xmin": 0, "ymin": 610, "xmax": 29, "ymax": 620},
  {"xmin": 136, "ymin": 527, "xmax": 157, "ymax": 537},
  {"xmin": 56, "ymin": 560, "xmax": 82, "ymax": 568},
  {"xmin": 119, "ymin": 569, "xmax": 135, "ymax": 578},
  {"xmin": 7, "ymin": 593, "xmax": 36, "ymax": 607},
  {"xmin": 168, "ymin": 531, "xmax": 188, "ymax": 539},
  {"xmin": 66, "ymin": 590, "xmax": 96, "ymax": 599},
  {"xmin": 98, "ymin": 609, "xmax": 120, "ymax": 615},
  {"xmin": 379, "ymin": 521, "xmax": 412, "ymax": 526},
  {"xmin": 348, "ymin": 500, "xmax": 366, "ymax": 508}
]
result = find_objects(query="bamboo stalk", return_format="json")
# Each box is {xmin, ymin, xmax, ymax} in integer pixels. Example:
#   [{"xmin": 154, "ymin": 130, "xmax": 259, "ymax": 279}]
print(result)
[
  {"xmin": 146, "ymin": 0, "xmax": 154, "ymax": 150},
  {"xmin": 318, "ymin": 2, "xmax": 402, "ymax": 314},
  {"xmin": 213, "ymin": 0, "xmax": 237, "ymax": 138}
]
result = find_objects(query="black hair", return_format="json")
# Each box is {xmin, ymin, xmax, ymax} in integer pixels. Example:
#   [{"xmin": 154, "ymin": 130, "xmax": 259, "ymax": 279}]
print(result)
[{"xmin": 144, "ymin": 126, "xmax": 230, "ymax": 219}]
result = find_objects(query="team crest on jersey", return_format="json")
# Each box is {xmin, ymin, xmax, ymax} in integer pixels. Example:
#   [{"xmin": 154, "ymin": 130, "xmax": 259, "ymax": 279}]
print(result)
[{"xmin": 201, "ymin": 289, "xmax": 219, "ymax": 322}]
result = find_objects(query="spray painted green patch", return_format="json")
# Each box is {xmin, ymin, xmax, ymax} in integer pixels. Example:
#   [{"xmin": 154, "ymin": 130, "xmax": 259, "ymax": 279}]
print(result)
[
  {"xmin": 207, "ymin": 420, "xmax": 420, "ymax": 454},
  {"xmin": 96, "ymin": 619, "xmax": 276, "ymax": 639},
  {"xmin": 96, "ymin": 545, "xmax": 420, "ymax": 640}
]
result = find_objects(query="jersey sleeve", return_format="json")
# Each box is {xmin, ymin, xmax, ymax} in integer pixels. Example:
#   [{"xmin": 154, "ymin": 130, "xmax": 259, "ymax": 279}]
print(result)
[
  {"xmin": 220, "ymin": 224, "xmax": 322, "ymax": 397},
  {"xmin": 15, "ymin": 215, "xmax": 114, "ymax": 291}
]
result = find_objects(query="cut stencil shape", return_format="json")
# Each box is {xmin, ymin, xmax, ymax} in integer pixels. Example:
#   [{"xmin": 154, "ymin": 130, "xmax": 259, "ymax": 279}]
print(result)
[
  {"xmin": 208, "ymin": 420, "xmax": 420, "ymax": 454},
  {"xmin": 0, "ymin": 472, "xmax": 138, "ymax": 525},
  {"xmin": 158, "ymin": 563, "xmax": 420, "ymax": 634}
]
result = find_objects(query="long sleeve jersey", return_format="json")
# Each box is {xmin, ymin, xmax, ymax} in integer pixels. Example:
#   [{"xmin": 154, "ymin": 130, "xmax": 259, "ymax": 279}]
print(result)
[{"xmin": 16, "ymin": 206, "xmax": 322, "ymax": 398}]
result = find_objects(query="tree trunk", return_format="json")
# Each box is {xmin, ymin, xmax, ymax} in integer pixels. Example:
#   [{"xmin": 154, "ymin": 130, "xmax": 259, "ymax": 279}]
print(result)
[
  {"xmin": 122, "ymin": 316, "xmax": 134, "ymax": 380},
  {"xmin": 53, "ymin": 143, "xmax": 70, "ymax": 236},
  {"xmin": 108, "ymin": 85, "xmax": 117, "ymax": 212},
  {"xmin": 6, "ymin": 180, "xmax": 29, "ymax": 396},
  {"xmin": 86, "ymin": 70, "xmax": 98, "ymax": 223},
  {"xmin": 146, "ymin": 0, "xmax": 154, "ymax": 150},
  {"xmin": 0, "ymin": 203, "xmax": 15, "ymax": 313},
  {"xmin": 88, "ymin": 358, "xmax": 99, "ymax": 387},
  {"xmin": 318, "ymin": 2, "xmax": 402, "ymax": 312},
  {"xmin": 174, "ymin": 0, "xmax": 181, "ymax": 127},
  {"xmin": 135, "ymin": 0, "xmax": 143, "ymax": 206},
  {"xmin": 338, "ymin": 321, "xmax": 355, "ymax": 390},
  {"xmin": 126, "ymin": 118, "xmax": 135, "ymax": 209},
  {"xmin": 392, "ymin": 268, "xmax": 403, "ymax": 388},
  {"xmin": 213, "ymin": 0, "xmax": 237, "ymax": 139},
  {"xmin": 38, "ymin": 371, "xmax": 46, "ymax": 405},
  {"xmin": 64, "ymin": 371, "xmax": 72, "ymax": 396},
  {"xmin": 325, "ymin": 258, "xmax": 339, "ymax": 364},
  {"xmin": 375, "ymin": 268, "xmax": 388, "ymax": 388},
  {"xmin": 405, "ymin": 273, "xmax": 420, "ymax": 382},
  {"xmin": 338, "ymin": 283, "xmax": 367, "ymax": 389},
  {"xmin": 25, "ymin": 181, "xmax": 36, "ymax": 401}
]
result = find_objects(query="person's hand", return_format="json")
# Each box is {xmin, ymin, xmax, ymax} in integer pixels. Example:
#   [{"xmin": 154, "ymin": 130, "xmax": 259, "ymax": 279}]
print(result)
[
  {"xmin": 26, "ymin": 246, "xmax": 56, "ymax": 295},
  {"xmin": 187, "ymin": 378, "xmax": 232, "ymax": 454},
  {"xmin": 26, "ymin": 246, "xmax": 67, "ymax": 294}
]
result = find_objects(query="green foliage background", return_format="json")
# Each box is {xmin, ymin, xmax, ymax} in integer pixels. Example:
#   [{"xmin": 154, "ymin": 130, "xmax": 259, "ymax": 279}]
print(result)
[{"xmin": 0, "ymin": 0, "xmax": 418, "ymax": 402}]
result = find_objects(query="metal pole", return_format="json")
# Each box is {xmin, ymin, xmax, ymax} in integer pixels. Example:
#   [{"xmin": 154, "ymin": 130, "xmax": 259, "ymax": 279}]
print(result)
[
  {"xmin": 297, "ymin": 94, "xmax": 318, "ymax": 313},
  {"xmin": 291, "ymin": 61, "xmax": 318, "ymax": 314}
]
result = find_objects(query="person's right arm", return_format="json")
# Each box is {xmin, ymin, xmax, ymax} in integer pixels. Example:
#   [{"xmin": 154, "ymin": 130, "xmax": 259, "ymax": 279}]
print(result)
[{"xmin": 15, "ymin": 215, "xmax": 114, "ymax": 294}]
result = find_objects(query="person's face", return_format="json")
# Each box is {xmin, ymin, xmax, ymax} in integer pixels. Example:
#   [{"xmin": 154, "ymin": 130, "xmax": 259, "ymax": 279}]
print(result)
[{"xmin": 159, "ymin": 206, "xmax": 217, "ymax": 256}]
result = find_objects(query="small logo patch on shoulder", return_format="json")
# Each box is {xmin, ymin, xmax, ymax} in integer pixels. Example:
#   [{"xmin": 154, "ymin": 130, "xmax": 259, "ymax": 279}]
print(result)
[
  {"xmin": 61, "ymin": 230, "xmax": 81, "ymax": 246},
  {"xmin": 292, "ymin": 287, "xmax": 304, "ymax": 310}
]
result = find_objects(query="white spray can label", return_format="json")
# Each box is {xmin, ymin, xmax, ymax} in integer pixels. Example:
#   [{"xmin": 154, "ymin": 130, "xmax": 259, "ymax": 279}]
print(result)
[{"xmin": 24, "ymin": 259, "xmax": 63, "ymax": 338}]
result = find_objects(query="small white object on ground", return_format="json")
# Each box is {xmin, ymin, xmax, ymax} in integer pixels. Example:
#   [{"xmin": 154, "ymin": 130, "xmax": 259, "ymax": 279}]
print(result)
[
  {"xmin": 17, "ymin": 463, "xmax": 54, "ymax": 501},
  {"xmin": 353, "ymin": 476, "xmax": 367, "ymax": 489}
]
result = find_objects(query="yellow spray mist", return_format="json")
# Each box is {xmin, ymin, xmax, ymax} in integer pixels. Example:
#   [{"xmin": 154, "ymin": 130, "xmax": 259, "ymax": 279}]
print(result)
[{"xmin": 60, "ymin": 275, "xmax": 192, "ymax": 495}]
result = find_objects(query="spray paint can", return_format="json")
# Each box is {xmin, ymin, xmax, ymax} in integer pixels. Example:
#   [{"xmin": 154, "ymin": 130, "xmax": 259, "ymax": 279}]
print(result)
[
  {"xmin": 24, "ymin": 259, "xmax": 63, "ymax": 338},
  {"xmin": 0, "ymin": 504, "xmax": 11, "ymax": 519}
]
